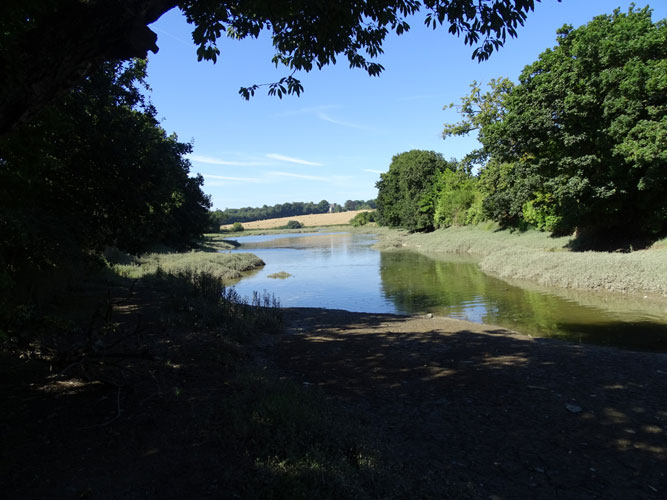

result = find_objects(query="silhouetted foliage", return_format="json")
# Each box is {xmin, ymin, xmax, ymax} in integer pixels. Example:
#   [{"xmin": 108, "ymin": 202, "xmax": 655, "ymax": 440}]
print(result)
[
  {"xmin": 0, "ymin": 59, "xmax": 211, "ymax": 322},
  {"xmin": 1, "ymin": 0, "xmax": 554, "ymax": 136}
]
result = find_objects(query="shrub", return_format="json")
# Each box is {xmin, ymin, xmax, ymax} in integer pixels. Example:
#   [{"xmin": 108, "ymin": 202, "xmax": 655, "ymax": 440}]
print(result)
[
  {"xmin": 285, "ymin": 220, "xmax": 303, "ymax": 229},
  {"xmin": 433, "ymin": 169, "xmax": 484, "ymax": 228},
  {"xmin": 232, "ymin": 222, "xmax": 244, "ymax": 232},
  {"xmin": 350, "ymin": 211, "xmax": 376, "ymax": 227},
  {"xmin": 521, "ymin": 193, "xmax": 563, "ymax": 232}
]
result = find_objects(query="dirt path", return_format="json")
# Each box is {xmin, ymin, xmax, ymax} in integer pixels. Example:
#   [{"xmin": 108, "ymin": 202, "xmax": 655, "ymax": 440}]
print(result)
[{"xmin": 266, "ymin": 308, "xmax": 667, "ymax": 500}]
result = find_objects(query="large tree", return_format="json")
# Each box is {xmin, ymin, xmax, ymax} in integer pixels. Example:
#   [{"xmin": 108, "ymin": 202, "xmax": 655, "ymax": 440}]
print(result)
[
  {"xmin": 0, "ymin": 59, "xmax": 211, "ymax": 317},
  {"xmin": 1, "ymin": 0, "xmax": 550, "ymax": 135},
  {"xmin": 376, "ymin": 150, "xmax": 452, "ymax": 231},
  {"xmin": 444, "ymin": 6, "xmax": 667, "ymax": 240},
  {"xmin": 495, "ymin": 6, "xmax": 667, "ymax": 239}
]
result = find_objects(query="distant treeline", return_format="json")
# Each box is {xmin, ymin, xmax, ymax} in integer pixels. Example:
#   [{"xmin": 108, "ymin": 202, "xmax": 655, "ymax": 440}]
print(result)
[{"xmin": 211, "ymin": 199, "xmax": 376, "ymax": 225}]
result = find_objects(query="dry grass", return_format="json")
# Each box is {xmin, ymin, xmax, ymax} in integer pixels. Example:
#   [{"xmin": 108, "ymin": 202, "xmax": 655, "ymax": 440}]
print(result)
[{"xmin": 220, "ymin": 210, "xmax": 372, "ymax": 230}]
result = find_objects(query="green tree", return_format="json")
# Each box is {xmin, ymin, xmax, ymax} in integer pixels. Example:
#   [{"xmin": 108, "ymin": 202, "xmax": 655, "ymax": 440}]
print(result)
[
  {"xmin": 209, "ymin": 209, "xmax": 227, "ymax": 231},
  {"xmin": 444, "ymin": 7, "xmax": 667, "ymax": 241},
  {"xmin": 317, "ymin": 200, "xmax": 331, "ymax": 213},
  {"xmin": 497, "ymin": 6, "xmax": 667, "ymax": 239},
  {"xmin": 350, "ymin": 211, "xmax": 377, "ymax": 227},
  {"xmin": 443, "ymin": 77, "xmax": 515, "ymax": 171},
  {"xmin": 376, "ymin": 150, "xmax": 452, "ymax": 231},
  {"xmin": 1, "ymin": 0, "xmax": 552, "ymax": 136}
]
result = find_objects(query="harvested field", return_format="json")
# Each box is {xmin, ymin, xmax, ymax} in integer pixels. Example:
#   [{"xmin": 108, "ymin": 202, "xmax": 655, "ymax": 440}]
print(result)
[{"xmin": 220, "ymin": 210, "xmax": 371, "ymax": 230}]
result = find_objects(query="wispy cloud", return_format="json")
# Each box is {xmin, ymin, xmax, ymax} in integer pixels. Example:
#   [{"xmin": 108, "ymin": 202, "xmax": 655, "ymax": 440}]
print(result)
[
  {"xmin": 363, "ymin": 169, "xmax": 384, "ymax": 174},
  {"xmin": 273, "ymin": 104, "xmax": 339, "ymax": 118},
  {"xmin": 318, "ymin": 112, "xmax": 372, "ymax": 131},
  {"xmin": 202, "ymin": 171, "xmax": 333, "ymax": 185},
  {"xmin": 269, "ymin": 171, "xmax": 331, "ymax": 182},
  {"xmin": 202, "ymin": 174, "xmax": 266, "ymax": 183},
  {"xmin": 152, "ymin": 26, "xmax": 191, "ymax": 47},
  {"xmin": 189, "ymin": 154, "xmax": 271, "ymax": 166},
  {"xmin": 266, "ymin": 153, "xmax": 324, "ymax": 166}
]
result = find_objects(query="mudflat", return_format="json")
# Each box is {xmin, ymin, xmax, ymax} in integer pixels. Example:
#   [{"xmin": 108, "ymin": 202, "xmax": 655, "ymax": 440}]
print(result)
[{"xmin": 268, "ymin": 308, "xmax": 667, "ymax": 499}]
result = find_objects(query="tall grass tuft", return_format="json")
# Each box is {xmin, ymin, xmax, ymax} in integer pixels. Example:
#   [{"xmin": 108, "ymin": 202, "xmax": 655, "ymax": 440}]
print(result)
[{"xmin": 147, "ymin": 267, "xmax": 282, "ymax": 338}]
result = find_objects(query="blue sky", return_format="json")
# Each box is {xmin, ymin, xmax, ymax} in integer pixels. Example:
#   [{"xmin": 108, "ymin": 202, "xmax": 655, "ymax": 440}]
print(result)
[{"xmin": 146, "ymin": 1, "xmax": 665, "ymax": 210}]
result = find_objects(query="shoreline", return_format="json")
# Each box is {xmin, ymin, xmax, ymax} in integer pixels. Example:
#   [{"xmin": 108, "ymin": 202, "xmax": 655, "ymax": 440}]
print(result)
[
  {"xmin": 3, "ymin": 273, "xmax": 666, "ymax": 499},
  {"xmin": 370, "ymin": 225, "xmax": 667, "ymax": 297},
  {"xmin": 268, "ymin": 306, "xmax": 667, "ymax": 499}
]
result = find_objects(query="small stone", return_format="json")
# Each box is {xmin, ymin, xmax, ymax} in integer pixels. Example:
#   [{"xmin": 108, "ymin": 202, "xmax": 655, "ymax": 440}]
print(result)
[{"xmin": 566, "ymin": 404, "xmax": 583, "ymax": 413}]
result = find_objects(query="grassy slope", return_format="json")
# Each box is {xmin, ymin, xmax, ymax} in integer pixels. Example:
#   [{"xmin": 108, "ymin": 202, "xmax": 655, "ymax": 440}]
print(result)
[
  {"xmin": 374, "ymin": 225, "xmax": 667, "ymax": 297},
  {"xmin": 111, "ymin": 251, "xmax": 264, "ymax": 282}
]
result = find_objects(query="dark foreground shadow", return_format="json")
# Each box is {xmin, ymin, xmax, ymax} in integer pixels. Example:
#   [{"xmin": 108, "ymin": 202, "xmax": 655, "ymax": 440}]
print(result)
[{"xmin": 273, "ymin": 308, "xmax": 667, "ymax": 500}]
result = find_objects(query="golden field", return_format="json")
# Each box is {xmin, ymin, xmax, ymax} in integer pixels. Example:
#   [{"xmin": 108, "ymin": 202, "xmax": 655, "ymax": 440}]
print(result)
[{"xmin": 220, "ymin": 209, "xmax": 371, "ymax": 230}]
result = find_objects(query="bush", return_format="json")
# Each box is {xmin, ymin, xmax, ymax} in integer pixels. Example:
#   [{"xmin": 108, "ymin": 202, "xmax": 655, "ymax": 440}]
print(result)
[
  {"xmin": 521, "ymin": 193, "xmax": 563, "ymax": 232},
  {"xmin": 232, "ymin": 222, "xmax": 244, "ymax": 232},
  {"xmin": 285, "ymin": 220, "xmax": 303, "ymax": 229},
  {"xmin": 350, "ymin": 211, "xmax": 376, "ymax": 227},
  {"xmin": 433, "ymin": 169, "xmax": 484, "ymax": 228}
]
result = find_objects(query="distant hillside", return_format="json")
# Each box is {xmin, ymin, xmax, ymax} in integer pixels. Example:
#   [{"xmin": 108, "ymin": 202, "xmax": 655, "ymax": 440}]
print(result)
[{"xmin": 220, "ymin": 210, "xmax": 372, "ymax": 230}]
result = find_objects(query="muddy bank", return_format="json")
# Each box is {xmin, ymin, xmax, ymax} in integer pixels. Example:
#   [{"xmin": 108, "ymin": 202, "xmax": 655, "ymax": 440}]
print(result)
[
  {"xmin": 3, "ymin": 295, "xmax": 666, "ymax": 499},
  {"xmin": 263, "ymin": 307, "xmax": 667, "ymax": 500},
  {"xmin": 372, "ymin": 226, "xmax": 667, "ymax": 297}
]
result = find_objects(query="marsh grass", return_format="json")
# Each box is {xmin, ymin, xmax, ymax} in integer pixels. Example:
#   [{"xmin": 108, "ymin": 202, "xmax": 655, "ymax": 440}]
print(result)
[
  {"xmin": 218, "ymin": 369, "xmax": 386, "ymax": 499},
  {"xmin": 111, "ymin": 250, "xmax": 264, "ymax": 282},
  {"xmin": 375, "ymin": 225, "xmax": 667, "ymax": 296},
  {"xmin": 267, "ymin": 271, "xmax": 292, "ymax": 279},
  {"xmin": 200, "ymin": 233, "xmax": 242, "ymax": 251},
  {"xmin": 479, "ymin": 247, "xmax": 667, "ymax": 296},
  {"xmin": 148, "ymin": 268, "xmax": 282, "ymax": 338}
]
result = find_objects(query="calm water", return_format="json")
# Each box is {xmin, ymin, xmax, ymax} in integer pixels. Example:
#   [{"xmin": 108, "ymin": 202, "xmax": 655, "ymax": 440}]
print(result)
[{"xmin": 228, "ymin": 232, "xmax": 667, "ymax": 351}]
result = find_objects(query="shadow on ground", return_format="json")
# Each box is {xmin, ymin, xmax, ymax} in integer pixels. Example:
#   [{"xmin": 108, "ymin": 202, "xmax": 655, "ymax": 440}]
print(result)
[{"xmin": 270, "ymin": 307, "xmax": 667, "ymax": 500}]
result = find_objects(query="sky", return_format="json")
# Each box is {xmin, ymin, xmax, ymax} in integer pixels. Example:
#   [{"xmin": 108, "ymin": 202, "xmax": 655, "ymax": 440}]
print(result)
[{"xmin": 145, "ymin": 1, "xmax": 666, "ymax": 210}]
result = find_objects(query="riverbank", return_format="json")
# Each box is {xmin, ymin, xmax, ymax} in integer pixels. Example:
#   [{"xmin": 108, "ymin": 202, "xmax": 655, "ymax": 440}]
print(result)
[
  {"xmin": 271, "ymin": 307, "xmax": 667, "ymax": 499},
  {"xmin": 4, "ymin": 282, "xmax": 666, "ymax": 498},
  {"xmin": 372, "ymin": 225, "xmax": 667, "ymax": 297},
  {"xmin": 3, "ymin": 235, "xmax": 666, "ymax": 499}
]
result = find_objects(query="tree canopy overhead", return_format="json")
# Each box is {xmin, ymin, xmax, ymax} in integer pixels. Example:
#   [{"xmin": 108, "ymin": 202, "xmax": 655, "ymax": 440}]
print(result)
[{"xmin": 1, "ymin": 0, "xmax": 550, "ymax": 135}]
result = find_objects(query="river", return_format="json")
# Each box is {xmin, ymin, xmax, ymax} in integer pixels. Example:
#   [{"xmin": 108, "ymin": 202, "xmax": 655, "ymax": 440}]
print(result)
[{"xmin": 227, "ymin": 231, "xmax": 667, "ymax": 351}]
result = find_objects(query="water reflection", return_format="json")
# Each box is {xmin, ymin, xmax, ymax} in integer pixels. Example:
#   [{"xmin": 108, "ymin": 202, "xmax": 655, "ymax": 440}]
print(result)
[
  {"xmin": 229, "ymin": 232, "xmax": 667, "ymax": 351},
  {"xmin": 379, "ymin": 251, "xmax": 667, "ymax": 350}
]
